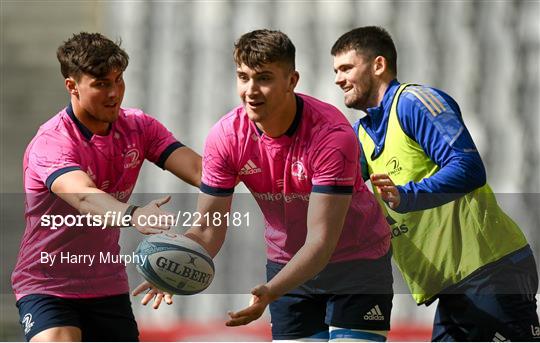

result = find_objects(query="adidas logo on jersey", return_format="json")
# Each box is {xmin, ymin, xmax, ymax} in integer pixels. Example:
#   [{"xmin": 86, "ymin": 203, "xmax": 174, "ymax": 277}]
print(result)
[
  {"xmin": 363, "ymin": 305, "xmax": 385, "ymax": 321},
  {"xmin": 492, "ymin": 332, "xmax": 508, "ymax": 342},
  {"xmin": 239, "ymin": 160, "xmax": 262, "ymax": 175}
]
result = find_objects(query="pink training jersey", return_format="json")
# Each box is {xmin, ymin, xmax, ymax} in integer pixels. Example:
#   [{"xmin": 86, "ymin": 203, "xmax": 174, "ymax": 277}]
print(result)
[
  {"xmin": 12, "ymin": 104, "xmax": 182, "ymax": 300},
  {"xmin": 201, "ymin": 94, "xmax": 390, "ymax": 264}
]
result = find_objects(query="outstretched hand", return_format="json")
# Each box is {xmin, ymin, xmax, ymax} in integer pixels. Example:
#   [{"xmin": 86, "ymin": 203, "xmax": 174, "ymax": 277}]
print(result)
[
  {"xmin": 370, "ymin": 174, "xmax": 401, "ymax": 209},
  {"xmin": 132, "ymin": 280, "xmax": 173, "ymax": 309},
  {"xmin": 225, "ymin": 284, "xmax": 274, "ymax": 327},
  {"xmin": 132, "ymin": 195, "xmax": 174, "ymax": 234}
]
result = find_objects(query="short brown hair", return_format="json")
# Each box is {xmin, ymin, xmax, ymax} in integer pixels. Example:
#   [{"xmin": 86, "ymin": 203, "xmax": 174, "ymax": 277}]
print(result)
[
  {"xmin": 233, "ymin": 29, "xmax": 295, "ymax": 72},
  {"xmin": 331, "ymin": 26, "xmax": 397, "ymax": 75},
  {"xmin": 57, "ymin": 32, "xmax": 129, "ymax": 80}
]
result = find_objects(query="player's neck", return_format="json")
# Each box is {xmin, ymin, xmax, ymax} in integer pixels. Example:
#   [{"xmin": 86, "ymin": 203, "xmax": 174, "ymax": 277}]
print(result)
[
  {"xmin": 256, "ymin": 94, "xmax": 297, "ymax": 138},
  {"xmin": 368, "ymin": 77, "xmax": 392, "ymax": 110},
  {"xmin": 71, "ymin": 99, "xmax": 111, "ymax": 136}
]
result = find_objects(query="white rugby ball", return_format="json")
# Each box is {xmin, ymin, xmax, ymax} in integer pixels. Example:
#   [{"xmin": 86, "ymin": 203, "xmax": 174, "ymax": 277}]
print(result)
[{"xmin": 135, "ymin": 232, "xmax": 214, "ymax": 295}]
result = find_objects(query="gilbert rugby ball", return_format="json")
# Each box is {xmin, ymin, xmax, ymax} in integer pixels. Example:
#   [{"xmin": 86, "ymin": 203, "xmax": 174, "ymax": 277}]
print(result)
[{"xmin": 135, "ymin": 232, "xmax": 214, "ymax": 295}]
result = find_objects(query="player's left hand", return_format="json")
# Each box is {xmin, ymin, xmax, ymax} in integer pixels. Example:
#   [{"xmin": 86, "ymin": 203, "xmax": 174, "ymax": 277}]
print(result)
[
  {"xmin": 225, "ymin": 284, "xmax": 273, "ymax": 326},
  {"xmin": 370, "ymin": 173, "xmax": 401, "ymax": 209},
  {"xmin": 132, "ymin": 280, "xmax": 173, "ymax": 309}
]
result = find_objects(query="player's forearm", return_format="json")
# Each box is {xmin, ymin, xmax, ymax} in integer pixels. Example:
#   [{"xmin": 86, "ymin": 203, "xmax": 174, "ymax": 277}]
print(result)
[
  {"xmin": 265, "ymin": 238, "xmax": 336, "ymax": 301},
  {"xmin": 51, "ymin": 171, "xmax": 132, "ymax": 223},
  {"xmin": 77, "ymin": 192, "xmax": 130, "ymax": 217},
  {"xmin": 396, "ymin": 154, "xmax": 486, "ymax": 212},
  {"xmin": 52, "ymin": 172, "xmax": 176, "ymax": 233},
  {"xmin": 184, "ymin": 225, "xmax": 226, "ymax": 258},
  {"xmin": 183, "ymin": 193, "xmax": 231, "ymax": 257},
  {"xmin": 59, "ymin": 190, "xmax": 131, "ymax": 225},
  {"xmin": 265, "ymin": 193, "xmax": 350, "ymax": 300}
]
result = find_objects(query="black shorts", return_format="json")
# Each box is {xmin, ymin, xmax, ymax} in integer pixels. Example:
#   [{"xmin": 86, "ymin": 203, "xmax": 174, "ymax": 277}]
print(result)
[
  {"xmin": 432, "ymin": 246, "xmax": 540, "ymax": 341},
  {"xmin": 16, "ymin": 293, "xmax": 139, "ymax": 342},
  {"xmin": 267, "ymin": 251, "xmax": 393, "ymax": 340}
]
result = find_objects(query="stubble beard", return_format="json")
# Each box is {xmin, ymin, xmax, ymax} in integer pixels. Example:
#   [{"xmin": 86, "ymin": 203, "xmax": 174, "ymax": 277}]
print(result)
[{"xmin": 345, "ymin": 77, "xmax": 377, "ymax": 111}]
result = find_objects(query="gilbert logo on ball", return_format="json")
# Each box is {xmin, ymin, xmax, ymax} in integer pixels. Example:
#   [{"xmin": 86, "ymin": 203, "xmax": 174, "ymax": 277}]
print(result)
[{"xmin": 135, "ymin": 233, "xmax": 215, "ymax": 295}]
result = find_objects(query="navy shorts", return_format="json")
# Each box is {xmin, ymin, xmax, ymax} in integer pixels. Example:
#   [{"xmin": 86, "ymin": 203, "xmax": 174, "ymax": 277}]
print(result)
[
  {"xmin": 432, "ymin": 246, "xmax": 540, "ymax": 341},
  {"xmin": 16, "ymin": 293, "xmax": 139, "ymax": 341},
  {"xmin": 267, "ymin": 251, "xmax": 393, "ymax": 340}
]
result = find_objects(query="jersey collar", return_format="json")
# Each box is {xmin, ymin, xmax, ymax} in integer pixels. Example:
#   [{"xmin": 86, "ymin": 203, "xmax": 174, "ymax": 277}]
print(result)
[
  {"xmin": 284, "ymin": 94, "xmax": 303, "ymax": 137},
  {"xmin": 254, "ymin": 94, "xmax": 304, "ymax": 137},
  {"xmin": 66, "ymin": 103, "xmax": 94, "ymax": 140},
  {"xmin": 365, "ymin": 79, "xmax": 400, "ymax": 119}
]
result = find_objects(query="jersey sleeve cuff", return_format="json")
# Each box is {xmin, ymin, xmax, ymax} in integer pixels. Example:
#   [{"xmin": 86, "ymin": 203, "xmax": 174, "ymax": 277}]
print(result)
[
  {"xmin": 46, "ymin": 166, "xmax": 82, "ymax": 191},
  {"xmin": 200, "ymin": 182, "xmax": 234, "ymax": 197},
  {"xmin": 311, "ymin": 185, "xmax": 353, "ymax": 195},
  {"xmin": 392, "ymin": 186, "xmax": 410, "ymax": 213},
  {"xmin": 156, "ymin": 141, "xmax": 185, "ymax": 169}
]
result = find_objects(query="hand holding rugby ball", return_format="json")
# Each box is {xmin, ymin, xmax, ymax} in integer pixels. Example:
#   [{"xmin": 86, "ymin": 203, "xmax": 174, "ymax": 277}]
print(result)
[{"xmin": 135, "ymin": 232, "xmax": 214, "ymax": 295}]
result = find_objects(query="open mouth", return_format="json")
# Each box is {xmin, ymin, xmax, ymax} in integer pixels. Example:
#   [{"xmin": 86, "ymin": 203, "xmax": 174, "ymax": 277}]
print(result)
[
  {"xmin": 247, "ymin": 101, "xmax": 264, "ymax": 109},
  {"xmin": 104, "ymin": 102, "xmax": 117, "ymax": 108}
]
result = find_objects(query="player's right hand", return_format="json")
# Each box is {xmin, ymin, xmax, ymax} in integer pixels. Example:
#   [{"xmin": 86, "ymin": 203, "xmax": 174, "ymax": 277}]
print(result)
[
  {"xmin": 132, "ymin": 196, "xmax": 175, "ymax": 234},
  {"xmin": 370, "ymin": 174, "xmax": 401, "ymax": 209},
  {"xmin": 132, "ymin": 280, "xmax": 173, "ymax": 309}
]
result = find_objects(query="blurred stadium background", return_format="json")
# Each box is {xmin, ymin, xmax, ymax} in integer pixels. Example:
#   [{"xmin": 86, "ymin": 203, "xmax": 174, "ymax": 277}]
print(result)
[{"xmin": 1, "ymin": 0, "xmax": 539, "ymax": 341}]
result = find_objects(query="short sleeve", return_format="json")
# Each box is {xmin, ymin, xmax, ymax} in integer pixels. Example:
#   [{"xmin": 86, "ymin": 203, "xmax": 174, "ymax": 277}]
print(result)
[
  {"xmin": 139, "ymin": 114, "xmax": 183, "ymax": 168},
  {"xmin": 27, "ymin": 132, "xmax": 82, "ymax": 190},
  {"xmin": 310, "ymin": 125, "xmax": 358, "ymax": 194},
  {"xmin": 200, "ymin": 121, "xmax": 238, "ymax": 196}
]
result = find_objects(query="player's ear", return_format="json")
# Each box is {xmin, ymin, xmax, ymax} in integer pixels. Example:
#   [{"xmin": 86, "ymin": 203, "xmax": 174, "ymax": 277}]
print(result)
[
  {"xmin": 373, "ymin": 56, "xmax": 386, "ymax": 76},
  {"xmin": 288, "ymin": 71, "xmax": 300, "ymax": 92},
  {"xmin": 65, "ymin": 77, "xmax": 79, "ymax": 97}
]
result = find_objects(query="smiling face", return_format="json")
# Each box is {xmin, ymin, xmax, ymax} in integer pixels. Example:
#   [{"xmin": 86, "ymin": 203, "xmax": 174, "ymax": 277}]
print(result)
[
  {"xmin": 67, "ymin": 69, "xmax": 125, "ymax": 133},
  {"xmin": 333, "ymin": 49, "xmax": 378, "ymax": 112},
  {"xmin": 236, "ymin": 61, "xmax": 298, "ymax": 125}
]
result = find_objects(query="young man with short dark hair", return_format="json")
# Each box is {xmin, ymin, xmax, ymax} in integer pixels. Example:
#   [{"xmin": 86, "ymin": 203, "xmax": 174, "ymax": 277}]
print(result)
[
  {"xmin": 177, "ymin": 29, "xmax": 394, "ymax": 341},
  {"xmin": 12, "ymin": 32, "xmax": 201, "ymax": 341},
  {"xmin": 331, "ymin": 26, "xmax": 539, "ymax": 341}
]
